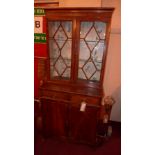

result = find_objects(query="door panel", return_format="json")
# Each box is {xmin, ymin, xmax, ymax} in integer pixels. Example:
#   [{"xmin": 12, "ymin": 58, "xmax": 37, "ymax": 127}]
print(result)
[
  {"xmin": 41, "ymin": 98, "xmax": 68, "ymax": 138},
  {"xmin": 69, "ymin": 103, "xmax": 100, "ymax": 145}
]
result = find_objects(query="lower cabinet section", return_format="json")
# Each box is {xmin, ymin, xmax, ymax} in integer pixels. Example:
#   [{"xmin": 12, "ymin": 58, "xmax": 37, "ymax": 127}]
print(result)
[{"xmin": 40, "ymin": 97, "xmax": 100, "ymax": 145}]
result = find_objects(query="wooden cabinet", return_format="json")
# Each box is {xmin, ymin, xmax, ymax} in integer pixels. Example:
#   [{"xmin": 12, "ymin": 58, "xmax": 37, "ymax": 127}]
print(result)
[{"xmin": 39, "ymin": 7, "xmax": 114, "ymax": 145}]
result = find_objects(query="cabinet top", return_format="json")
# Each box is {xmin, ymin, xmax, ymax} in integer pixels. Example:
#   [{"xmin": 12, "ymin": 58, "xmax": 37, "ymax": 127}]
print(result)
[
  {"xmin": 44, "ymin": 7, "xmax": 115, "ymax": 12},
  {"xmin": 44, "ymin": 7, "xmax": 115, "ymax": 19}
]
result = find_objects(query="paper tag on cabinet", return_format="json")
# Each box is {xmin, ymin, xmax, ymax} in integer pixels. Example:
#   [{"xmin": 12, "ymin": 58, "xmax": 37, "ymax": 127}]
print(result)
[{"xmin": 80, "ymin": 101, "xmax": 87, "ymax": 112}]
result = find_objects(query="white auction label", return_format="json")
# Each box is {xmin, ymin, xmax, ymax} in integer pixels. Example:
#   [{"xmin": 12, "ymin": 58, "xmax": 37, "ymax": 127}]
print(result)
[{"xmin": 80, "ymin": 101, "xmax": 87, "ymax": 112}]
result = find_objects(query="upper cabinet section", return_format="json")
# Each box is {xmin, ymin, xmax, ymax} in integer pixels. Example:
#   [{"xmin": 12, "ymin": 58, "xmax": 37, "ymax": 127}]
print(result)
[{"xmin": 45, "ymin": 8, "xmax": 114, "ymax": 87}]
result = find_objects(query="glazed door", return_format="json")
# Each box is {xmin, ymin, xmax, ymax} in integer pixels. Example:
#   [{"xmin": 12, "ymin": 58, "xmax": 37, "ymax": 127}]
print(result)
[
  {"xmin": 77, "ymin": 21, "xmax": 107, "ymax": 82},
  {"xmin": 48, "ymin": 20, "xmax": 73, "ymax": 81}
]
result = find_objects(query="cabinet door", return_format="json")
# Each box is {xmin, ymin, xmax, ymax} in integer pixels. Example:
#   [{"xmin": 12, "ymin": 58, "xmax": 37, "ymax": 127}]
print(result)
[
  {"xmin": 41, "ymin": 98, "xmax": 68, "ymax": 138},
  {"xmin": 78, "ymin": 21, "xmax": 107, "ymax": 82},
  {"xmin": 69, "ymin": 103, "xmax": 100, "ymax": 145},
  {"xmin": 48, "ymin": 21, "xmax": 73, "ymax": 80}
]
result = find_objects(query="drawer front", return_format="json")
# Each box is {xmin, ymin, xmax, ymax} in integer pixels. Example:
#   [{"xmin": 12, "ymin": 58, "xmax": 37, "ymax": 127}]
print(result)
[
  {"xmin": 40, "ymin": 90, "xmax": 71, "ymax": 101},
  {"xmin": 71, "ymin": 95, "xmax": 100, "ymax": 105}
]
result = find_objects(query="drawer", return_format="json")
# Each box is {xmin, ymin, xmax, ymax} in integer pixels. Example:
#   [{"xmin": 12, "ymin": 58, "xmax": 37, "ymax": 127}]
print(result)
[
  {"xmin": 71, "ymin": 95, "xmax": 100, "ymax": 105},
  {"xmin": 41, "ymin": 90, "xmax": 71, "ymax": 101}
]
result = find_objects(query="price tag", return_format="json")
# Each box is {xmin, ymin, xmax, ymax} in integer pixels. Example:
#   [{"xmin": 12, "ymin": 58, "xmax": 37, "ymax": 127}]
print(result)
[{"xmin": 80, "ymin": 101, "xmax": 87, "ymax": 112}]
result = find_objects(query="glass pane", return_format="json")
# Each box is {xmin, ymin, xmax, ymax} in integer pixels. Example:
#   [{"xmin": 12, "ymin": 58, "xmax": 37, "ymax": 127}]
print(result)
[
  {"xmin": 85, "ymin": 27, "xmax": 99, "ymax": 42},
  {"xmin": 94, "ymin": 22, "xmax": 106, "ymax": 39},
  {"xmin": 79, "ymin": 39, "xmax": 90, "ymax": 61},
  {"xmin": 49, "ymin": 40, "xmax": 60, "ymax": 59},
  {"xmin": 79, "ymin": 59, "xmax": 85, "ymax": 68},
  {"xmin": 78, "ymin": 21, "xmax": 106, "ymax": 82},
  {"xmin": 80, "ymin": 22, "xmax": 93, "ymax": 38},
  {"xmin": 90, "ymin": 71, "xmax": 101, "ymax": 81},
  {"xmin": 55, "ymin": 57, "xmax": 66, "ymax": 75},
  {"xmin": 91, "ymin": 41, "xmax": 105, "ymax": 62},
  {"xmin": 61, "ymin": 39, "xmax": 72, "ymax": 66},
  {"xmin": 62, "ymin": 21, "xmax": 72, "ymax": 38},
  {"xmin": 94, "ymin": 62, "xmax": 102, "ymax": 70},
  {"xmin": 63, "ymin": 68, "xmax": 71, "ymax": 78},
  {"xmin": 83, "ymin": 61, "xmax": 96, "ymax": 79},
  {"xmin": 86, "ymin": 41, "xmax": 98, "ymax": 51},
  {"xmin": 54, "ymin": 26, "xmax": 67, "ymax": 49},
  {"xmin": 48, "ymin": 21, "xmax": 72, "ymax": 80},
  {"xmin": 48, "ymin": 21, "xmax": 60, "ymax": 37},
  {"xmin": 50, "ymin": 66, "xmax": 59, "ymax": 77},
  {"xmin": 78, "ymin": 69, "xmax": 87, "ymax": 80}
]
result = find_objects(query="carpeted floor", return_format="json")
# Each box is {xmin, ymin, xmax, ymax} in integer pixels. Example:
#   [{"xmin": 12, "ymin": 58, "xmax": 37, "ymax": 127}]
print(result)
[{"xmin": 34, "ymin": 121, "xmax": 121, "ymax": 155}]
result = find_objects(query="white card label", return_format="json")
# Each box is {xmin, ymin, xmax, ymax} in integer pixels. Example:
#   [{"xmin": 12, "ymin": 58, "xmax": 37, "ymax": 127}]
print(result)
[{"xmin": 80, "ymin": 101, "xmax": 87, "ymax": 112}]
